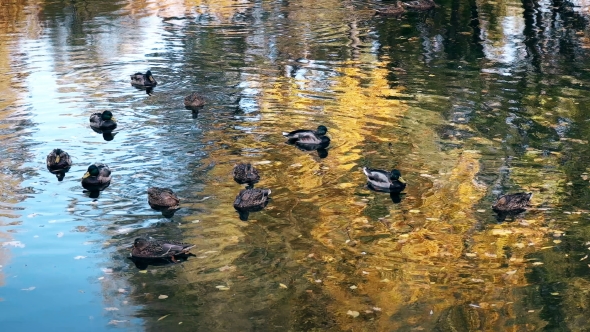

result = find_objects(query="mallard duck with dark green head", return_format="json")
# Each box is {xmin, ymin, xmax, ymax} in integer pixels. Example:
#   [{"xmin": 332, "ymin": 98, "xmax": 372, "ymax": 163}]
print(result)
[
  {"xmin": 147, "ymin": 187, "xmax": 180, "ymax": 217},
  {"xmin": 363, "ymin": 167, "xmax": 406, "ymax": 194},
  {"xmin": 233, "ymin": 188, "xmax": 271, "ymax": 221},
  {"xmin": 90, "ymin": 111, "xmax": 117, "ymax": 133},
  {"xmin": 283, "ymin": 125, "xmax": 331, "ymax": 157},
  {"xmin": 130, "ymin": 70, "xmax": 157, "ymax": 87},
  {"xmin": 131, "ymin": 238, "xmax": 195, "ymax": 262},
  {"xmin": 46, "ymin": 148, "xmax": 72, "ymax": 181},
  {"xmin": 233, "ymin": 163, "xmax": 260, "ymax": 187},
  {"xmin": 184, "ymin": 92, "xmax": 206, "ymax": 109},
  {"xmin": 81, "ymin": 163, "xmax": 111, "ymax": 193}
]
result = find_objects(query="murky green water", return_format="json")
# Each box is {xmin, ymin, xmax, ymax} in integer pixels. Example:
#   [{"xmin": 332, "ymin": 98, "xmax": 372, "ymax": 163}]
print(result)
[{"xmin": 2, "ymin": 0, "xmax": 590, "ymax": 330}]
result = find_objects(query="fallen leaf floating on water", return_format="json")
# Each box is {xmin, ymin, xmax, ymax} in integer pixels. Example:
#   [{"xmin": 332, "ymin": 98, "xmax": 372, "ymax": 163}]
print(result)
[
  {"xmin": 506, "ymin": 270, "xmax": 518, "ymax": 275},
  {"xmin": 104, "ymin": 307, "xmax": 119, "ymax": 311},
  {"xmin": 372, "ymin": 307, "xmax": 382, "ymax": 312},
  {"xmin": 532, "ymin": 262, "xmax": 544, "ymax": 266},
  {"xmin": 118, "ymin": 288, "xmax": 126, "ymax": 293},
  {"xmin": 349, "ymin": 285, "xmax": 358, "ymax": 290},
  {"xmin": 158, "ymin": 295, "xmax": 168, "ymax": 299},
  {"xmin": 581, "ymin": 255, "xmax": 588, "ymax": 261},
  {"xmin": 409, "ymin": 210, "xmax": 420, "ymax": 213},
  {"xmin": 157, "ymin": 314, "xmax": 170, "ymax": 321},
  {"xmin": 108, "ymin": 320, "xmax": 128, "ymax": 325},
  {"xmin": 74, "ymin": 256, "xmax": 87, "ymax": 260},
  {"xmin": 347, "ymin": 310, "xmax": 360, "ymax": 318},
  {"xmin": 21, "ymin": 287, "xmax": 35, "ymax": 291},
  {"xmin": 279, "ymin": 283, "xmax": 288, "ymax": 289},
  {"xmin": 57, "ymin": 232, "xmax": 64, "ymax": 238},
  {"xmin": 215, "ymin": 285, "xmax": 230, "ymax": 291},
  {"xmin": 138, "ymin": 270, "xmax": 147, "ymax": 274}
]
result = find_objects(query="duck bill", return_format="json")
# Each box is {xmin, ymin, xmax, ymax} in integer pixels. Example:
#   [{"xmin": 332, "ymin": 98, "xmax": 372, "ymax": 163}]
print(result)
[
  {"xmin": 398, "ymin": 176, "xmax": 406, "ymax": 184},
  {"xmin": 55, "ymin": 155, "xmax": 60, "ymax": 163},
  {"xmin": 111, "ymin": 117, "xmax": 116, "ymax": 122},
  {"xmin": 148, "ymin": 76, "xmax": 155, "ymax": 83},
  {"xmin": 82, "ymin": 172, "xmax": 90, "ymax": 179}
]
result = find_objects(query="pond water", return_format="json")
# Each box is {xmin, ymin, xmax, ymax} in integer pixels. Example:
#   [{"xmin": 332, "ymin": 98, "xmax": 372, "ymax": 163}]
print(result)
[{"xmin": 2, "ymin": 0, "xmax": 590, "ymax": 330}]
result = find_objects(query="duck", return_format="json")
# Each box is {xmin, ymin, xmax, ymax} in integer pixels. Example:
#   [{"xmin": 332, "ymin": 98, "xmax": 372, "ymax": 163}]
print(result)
[
  {"xmin": 81, "ymin": 163, "xmax": 111, "ymax": 193},
  {"xmin": 131, "ymin": 238, "xmax": 195, "ymax": 263},
  {"xmin": 147, "ymin": 187, "xmax": 180, "ymax": 217},
  {"xmin": 232, "ymin": 163, "xmax": 260, "ymax": 187},
  {"xmin": 184, "ymin": 92, "xmax": 206, "ymax": 108},
  {"xmin": 89, "ymin": 111, "xmax": 117, "ymax": 133},
  {"xmin": 403, "ymin": 0, "xmax": 437, "ymax": 10},
  {"xmin": 492, "ymin": 192, "xmax": 532, "ymax": 212},
  {"xmin": 375, "ymin": 2, "xmax": 406, "ymax": 16},
  {"xmin": 130, "ymin": 70, "xmax": 157, "ymax": 87},
  {"xmin": 233, "ymin": 188, "xmax": 271, "ymax": 221},
  {"xmin": 363, "ymin": 167, "xmax": 406, "ymax": 193},
  {"xmin": 46, "ymin": 148, "xmax": 72, "ymax": 181},
  {"xmin": 283, "ymin": 125, "xmax": 331, "ymax": 156}
]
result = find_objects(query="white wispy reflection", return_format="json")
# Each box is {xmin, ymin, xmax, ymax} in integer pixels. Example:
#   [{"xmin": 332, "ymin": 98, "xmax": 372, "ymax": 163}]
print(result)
[{"xmin": 478, "ymin": 0, "xmax": 526, "ymax": 65}]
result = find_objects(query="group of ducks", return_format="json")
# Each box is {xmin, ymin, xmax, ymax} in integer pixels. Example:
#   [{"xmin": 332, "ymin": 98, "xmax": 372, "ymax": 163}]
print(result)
[
  {"xmin": 374, "ymin": 0, "xmax": 437, "ymax": 16},
  {"xmin": 45, "ymin": 69, "xmax": 533, "ymax": 264}
]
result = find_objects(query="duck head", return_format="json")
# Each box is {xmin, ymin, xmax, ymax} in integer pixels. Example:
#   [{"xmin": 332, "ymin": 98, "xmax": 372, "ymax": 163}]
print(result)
[
  {"xmin": 316, "ymin": 125, "xmax": 328, "ymax": 136},
  {"xmin": 101, "ymin": 111, "xmax": 115, "ymax": 121},
  {"xmin": 390, "ymin": 169, "xmax": 406, "ymax": 183},
  {"xmin": 83, "ymin": 164, "xmax": 100, "ymax": 179},
  {"xmin": 133, "ymin": 238, "xmax": 149, "ymax": 250}
]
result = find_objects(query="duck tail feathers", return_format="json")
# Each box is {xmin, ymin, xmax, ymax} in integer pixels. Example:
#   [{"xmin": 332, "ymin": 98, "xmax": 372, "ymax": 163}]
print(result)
[
  {"xmin": 282, "ymin": 132, "xmax": 290, "ymax": 137},
  {"xmin": 362, "ymin": 167, "xmax": 370, "ymax": 176}
]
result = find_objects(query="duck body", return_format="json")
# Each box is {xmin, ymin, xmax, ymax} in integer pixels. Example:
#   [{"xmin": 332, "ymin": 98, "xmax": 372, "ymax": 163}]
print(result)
[
  {"xmin": 90, "ymin": 111, "xmax": 117, "ymax": 133},
  {"xmin": 131, "ymin": 238, "xmax": 195, "ymax": 260},
  {"xmin": 284, "ymin": 125, "xmax": 331, "ymax": 156},
  {"xmin": 184, "ymin": 92, "xmax": 206, "ymax": 108},
  {"xmin": 363, "ymin": 167, "xmax": 406, "ymax": 194},
  {"xmin": 492, "ymin": 192, "xmax": 532, "ymax": 212},
  {"xmin": 403, "ymin": 0, "xmax": 436, "ymax": 10},
  {"xmin": 375, "ymin": 2, "xmax": 406, "ymax": 16},
  {"xmin": 46, "ymin": 149, "xmax": 72, "ymax": 181},
  {"xmin": 130, "ymin": 70, "xmax": 157, "ymax": 87},
  {"xmin": 81, "ymin": 163, "xmax": 111, "ymax": 192},
  {"xmin": 233, "ymin": 188, "xmax": 271, "ymax": 221},
  {"xmin": 147, "ymin": 187, "xmax": 180, "ymax": 217},
  {"xmin": 232, "ymin": 163, "xmax": 260, "ymax": 187}
]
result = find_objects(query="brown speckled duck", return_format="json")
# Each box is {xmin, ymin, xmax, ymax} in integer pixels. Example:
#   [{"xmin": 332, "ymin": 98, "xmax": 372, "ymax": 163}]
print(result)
[
  {"xmin": 492, "ymin": 192, "xmax": 532, "ymax": 212},
  {"xmin": 232, "ymin": 163, "xmax": 260, "ymax": 187},
  {"xmin": 403, "ymin": 0, "xmax": 437, "ymax": 10},
  {"xmin": 375, "ymin": 2, "xmax": 406, "ymax": 16},
  {"xmin": 130, "ymin": 70, "xmax": 157, "ymax": 87},
  {"xmin": 184, "ymin": 92, "xmax": 206, "ymax": 108},
  {"xmin": 131, "ymin": 238, "xmax": 195, "ymax": 262},
  {"xmin": 233, "ymin": 188, "xmax": 271, "ymax": 221},
  {"xmin": 147, "ymin": 187, "xmax": 181, "ymax": 217}
]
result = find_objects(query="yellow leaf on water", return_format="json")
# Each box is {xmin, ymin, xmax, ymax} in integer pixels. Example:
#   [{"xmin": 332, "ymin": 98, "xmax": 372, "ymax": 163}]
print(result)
[
  {"xmin": 158, "ymin": 314, "xmax": 170, "ymax": 321},
  {"xmin": 347, "ymin": 310, "xmax": 360, "ymax": 318},
  {"xmin": 409, "ymin": 210, "xmax": 420, "ymax": 213},
  {"xmin": 138, "ymin": 270, "xmax": 147, "ymax": 274},
  {"xmin": 158, "ymin": 295, "xmax": 168, "ymax": 299},
  {"xmin": 279, "ymin": 283, "xmax": 288, "ymax": 289}
]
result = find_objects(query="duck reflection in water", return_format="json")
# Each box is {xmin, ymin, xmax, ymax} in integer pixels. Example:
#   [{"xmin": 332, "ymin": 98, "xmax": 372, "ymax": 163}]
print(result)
[
  {"xmin": 283, "ymin": 125, "xmax": 331, "ymax": 159},
  {"xmin": 492, "ymin": 192, "xmax": 532, "ymax": 222},
  {"xmin": 233, "ymin": 188, "xmax": 271, "ymax": 221}
]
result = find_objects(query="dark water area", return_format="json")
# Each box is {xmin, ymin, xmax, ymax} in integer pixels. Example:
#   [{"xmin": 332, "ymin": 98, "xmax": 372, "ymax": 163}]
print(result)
[{"xmin": 2, "ymin": 0, "xmax": 590, "ymax": 330}]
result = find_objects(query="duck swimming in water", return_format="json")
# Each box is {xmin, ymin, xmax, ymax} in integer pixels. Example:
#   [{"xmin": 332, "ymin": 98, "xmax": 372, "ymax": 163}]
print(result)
[
  {"xmin": 363, "ymin": 167, "xmax": 406, "ymax": 194},
  {"xmin": 46, "ymin": 149, "xmax": 72, "ymax": 181},
  {"xmin": 184, "ymin": 92, "xmax": 206, "ymax": 109},
  {"xmin": 90, "ymin": 111, "xmax": 117, "ymax": 133},
  {"xmin": 283, "ymin": 125, "xmax": 330, "ymax": 157},
  {"xmin": 131, "ymin": 238, "xmax": 195, "ymax": 263},
  {"xmin": 81, "ymin": 163, "xmax": 111, "ymax": 196},
  {"xmin": 375, "ymin": 1, "xmax": 406, "ymax": 16},
  {"xmin": 492, "ymin": 192, "xmax": 532, "ymax": 222},
  {"xmin": 403, "ymin": 0, "xmax": 437, "ymax": 10},
  {"xmin": 233, "ymin": 188, "xmax": 271, "ymax": 221},
  {"xmin": 232, "ymin": 163, "xmax": 260, "ymax": 187},
  {"xmin": 130, "ymin": 70, "xmax": 157, "ymax": 87},
  {"xmin": 147, "ymin": 187, "xmax": 181, "ymax": 218}
]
